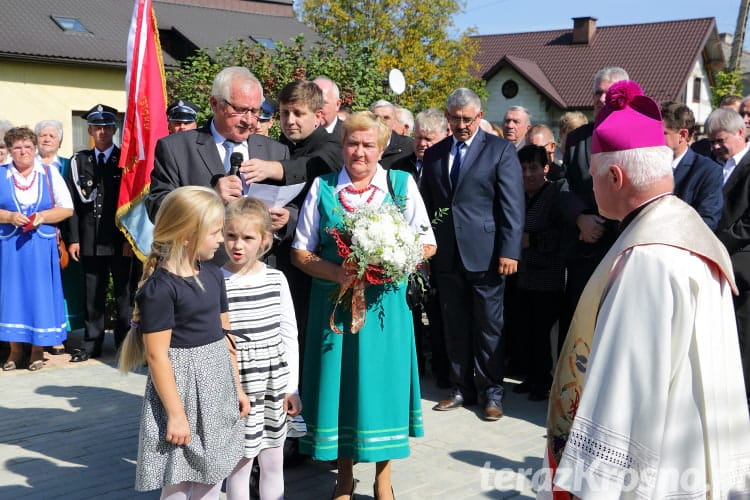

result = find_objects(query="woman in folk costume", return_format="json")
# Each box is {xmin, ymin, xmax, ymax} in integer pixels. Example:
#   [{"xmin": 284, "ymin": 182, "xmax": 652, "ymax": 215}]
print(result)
[
  {"xmin": 291, "ymin": 111, "xmax": 436, "ymax": 500},
  {"xmin": 0, "ymin": 127, "xmax": 73, "ymax": 371},
  {"xmin": 538, "ymin": 81, "xmax": 750, "ymax": 499}
]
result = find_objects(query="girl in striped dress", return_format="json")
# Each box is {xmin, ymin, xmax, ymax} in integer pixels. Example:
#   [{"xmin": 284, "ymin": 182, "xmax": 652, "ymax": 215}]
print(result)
[{"xmin": 223, "ymin": 197, "xmax": 302, "ymax": 500}]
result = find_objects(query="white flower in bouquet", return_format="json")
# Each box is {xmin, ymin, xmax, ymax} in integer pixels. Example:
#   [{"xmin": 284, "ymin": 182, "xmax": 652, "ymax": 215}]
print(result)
[{"xmin": 343, "ymin": 203, "xmax": 424, "ymax": 283}]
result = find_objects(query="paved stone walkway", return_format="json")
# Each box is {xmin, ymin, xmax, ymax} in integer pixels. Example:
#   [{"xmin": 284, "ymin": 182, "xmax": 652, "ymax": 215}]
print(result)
[{"xmin": 0, "ymin": 340, "xmax": 547, "ymax": 499}]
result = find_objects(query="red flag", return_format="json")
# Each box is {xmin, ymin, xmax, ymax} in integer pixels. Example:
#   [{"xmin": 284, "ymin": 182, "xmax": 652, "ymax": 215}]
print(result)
[{"xmin": 116, "ymin": 0, "xmax": 168, "ymax": 261}]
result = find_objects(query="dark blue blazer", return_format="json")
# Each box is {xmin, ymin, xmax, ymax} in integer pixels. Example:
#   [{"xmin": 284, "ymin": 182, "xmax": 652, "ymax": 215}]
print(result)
[
  {"xmin": 420, "ymin": 130, "xmax": 524, "ymax": 273},
  {"xmin": 673, "ymin": 148, "xmax": 723, "ymax": 230}
]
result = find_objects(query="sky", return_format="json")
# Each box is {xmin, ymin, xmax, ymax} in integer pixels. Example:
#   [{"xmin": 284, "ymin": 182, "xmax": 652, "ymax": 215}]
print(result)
[{"xmin": 454, "ymin": 0, "xmax": 745, "ymax": 46}]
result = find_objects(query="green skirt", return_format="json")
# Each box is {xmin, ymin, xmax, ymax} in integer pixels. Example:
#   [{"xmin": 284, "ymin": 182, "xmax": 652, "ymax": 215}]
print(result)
[{"xmin": 300, "ymin": 277, "xmax": 423, "ymax": 462}]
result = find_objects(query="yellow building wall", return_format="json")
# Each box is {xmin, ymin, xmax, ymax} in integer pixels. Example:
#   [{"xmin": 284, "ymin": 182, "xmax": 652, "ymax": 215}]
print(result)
[{"xmin": 0, "ymin": 61, "xmax": 126, "ymax": 158}]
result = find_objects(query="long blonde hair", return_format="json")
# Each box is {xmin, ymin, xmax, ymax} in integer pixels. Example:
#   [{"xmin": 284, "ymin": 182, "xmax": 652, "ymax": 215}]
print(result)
[{"xmin": 118, "ymin": 186, "xmax": 224, "ymax": 373}]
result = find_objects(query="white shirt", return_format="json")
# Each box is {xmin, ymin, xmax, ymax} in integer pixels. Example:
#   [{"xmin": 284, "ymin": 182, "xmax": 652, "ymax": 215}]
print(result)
[
  {"xmin": 292, "ymin": 165, "xmax": 436, "ymax": 252},
  {"xmin": 36, "ymin": 153, "xmax": 64, "ymax": 171},
  {"xmin": 324, "ymin": 117, "xmax": 338, "ymax": 135},
  {"xmin": 671, "ymin": 148, "xmax": 687, "ymax": 170},
  {"xmin": 210, "ymin": 120, "xmax": 249, "ymax": 163},
  {"xmin": 94, "ymin": 144, "xmax": 116, "ymax": 165},
  {"xmin": 722, "ymin": 143, "xmax": 750, "ymax": 185},
  {"xmin": 7, "ymin": 158, "xmax": 73, "ymax": 210}
]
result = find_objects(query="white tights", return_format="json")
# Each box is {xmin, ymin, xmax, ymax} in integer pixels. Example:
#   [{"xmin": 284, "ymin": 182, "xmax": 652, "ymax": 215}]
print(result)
[
  {"xmin": 225, "ymin": 446, "xmax": 285, "ymax": 500},
  {"xmin": 160, "ymin": 481, "xmax": 221, "ymax": 500}
]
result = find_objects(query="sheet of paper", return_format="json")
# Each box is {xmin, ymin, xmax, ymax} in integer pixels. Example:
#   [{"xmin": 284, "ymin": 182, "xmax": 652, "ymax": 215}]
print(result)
[{"xmin": 245, "ymin": 182, "xmax": 306, "ymax": 208}]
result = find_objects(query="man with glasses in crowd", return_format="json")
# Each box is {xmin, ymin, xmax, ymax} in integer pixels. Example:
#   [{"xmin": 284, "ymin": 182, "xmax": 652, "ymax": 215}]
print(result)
[
  {"xmin": 146, "ymin": 66, "xmax": 289, "ymax": 219},
  {"xmin": 420, "ymin": 88, "xmax": 524, "ymax": 421}
]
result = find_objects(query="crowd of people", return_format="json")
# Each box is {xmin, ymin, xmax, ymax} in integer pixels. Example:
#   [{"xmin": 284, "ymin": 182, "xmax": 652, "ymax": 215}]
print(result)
[{"xmin": 1, "ymin": 62, "xmax": 750, "ymax": 499}]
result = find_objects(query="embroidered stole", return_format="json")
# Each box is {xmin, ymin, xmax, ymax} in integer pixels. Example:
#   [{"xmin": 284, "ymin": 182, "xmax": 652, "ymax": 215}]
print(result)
[{"xmin": 546, "ymin": 195, "xmax": 736, "ymax": 464}]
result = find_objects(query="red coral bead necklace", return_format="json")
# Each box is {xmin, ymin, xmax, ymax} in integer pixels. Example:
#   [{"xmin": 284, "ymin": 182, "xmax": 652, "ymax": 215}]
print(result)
[
  {"xmin": 339, "ymin": 184, "xmax": 376, "ymax": 212},
  {"xmin": 12, "ymin": 170, "xmax": 37, "ymax": 191}
]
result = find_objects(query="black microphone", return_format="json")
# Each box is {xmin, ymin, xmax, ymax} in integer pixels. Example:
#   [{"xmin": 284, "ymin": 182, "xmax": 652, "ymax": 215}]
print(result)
[{"xmin": 228, "ymin": 152, "xmax": 243, "ymax": 177}]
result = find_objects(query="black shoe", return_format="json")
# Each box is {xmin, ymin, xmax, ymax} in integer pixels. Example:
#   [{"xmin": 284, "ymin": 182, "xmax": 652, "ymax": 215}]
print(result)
[
  {"xmin": 512, "ymin": 381, "xmax": 531, "ymax": 394},
  {"xmin": 433, "ymin": 389, "xmax": 475, "ymax": 411},
  {"xmin": 483, "ymin": 399, "xmax": 504, "ymax": 421},
  {"xmin": 70, "ymin": 349, "xmax": 89, "ymax": 363}
]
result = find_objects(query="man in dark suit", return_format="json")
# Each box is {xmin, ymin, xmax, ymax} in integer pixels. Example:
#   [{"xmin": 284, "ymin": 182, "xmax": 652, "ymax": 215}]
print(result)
[
  {"xmin": 691, "ymin": 96, "xmax": 746, "ymax": 158},
  {"xmin": 271, "ymin": 80, "xmax": 343, "ymax": 342},
  {"xmin": 391, "ymin": 107, "xmax": 448, "ymax": 181},
  {"xmin": 65, "ymin": 105, "xmax": 136, "ymax": 361},
  {"xmin": 240, "ymin": 80, "xmax": 344, "ymax": 189},
  {"xmin": 392, "ymin": 107, "xmax": 451, "ymax": 387},
  {"xmin": 558, "ymin": 66, "xmax": 628, "ymax": 354},
  {"xmin": 661, "ymin": 102, "xmax": 723, "ymax": 230},
  {"xmin": 146, "ymin": 66, "xmax": 289, "ymax": 221},
  {"xmin": 708, "ymin": 108, "xmax": 750, "ymax": 405},
  {"xmin": 421, "ymin": 88, "xmax": 524, "ymax": 420},
  {"xmin": 313, "ymin": 76, "xmax": 343, "ymax": 138},
  {"xmin": 371, "ymin": 99, "xmax": 414, "ymax": 168}
]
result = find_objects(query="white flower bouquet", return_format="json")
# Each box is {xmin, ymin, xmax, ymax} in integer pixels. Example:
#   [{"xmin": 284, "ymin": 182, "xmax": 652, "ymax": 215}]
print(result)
[{"xmin": 327, "ymin": 203, "xmax": 425, "ymax": 333}]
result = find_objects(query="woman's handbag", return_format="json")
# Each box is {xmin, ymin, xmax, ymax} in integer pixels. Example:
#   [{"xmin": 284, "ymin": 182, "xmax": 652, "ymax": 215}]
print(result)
[
  {"xmin": 385, "ymin": 170, "xmax": 434, "ymax": 310},
  {"xmin": 43, "ymin": 164, "xmax": 69, "ymax": 269},
  {"xmin": 405, "ymin": 263, "xmax": 434, "ymax": 310},
  {"xmin": 56, "ymin": 232, "xmax": 70, "ymax": 269}
]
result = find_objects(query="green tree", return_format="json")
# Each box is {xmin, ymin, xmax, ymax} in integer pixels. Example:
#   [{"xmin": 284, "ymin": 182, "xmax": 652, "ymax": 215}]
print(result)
[
  {"xmin": 298, "ymin": 0, "xmax": 485, "ymax": 111},
  {"xmin": 165, "ymin": 35, "xmax": 385, "ymax": 137},
  {"xmin": 711, "ymin": 70, "xmax": 743, "ymax": 108}
]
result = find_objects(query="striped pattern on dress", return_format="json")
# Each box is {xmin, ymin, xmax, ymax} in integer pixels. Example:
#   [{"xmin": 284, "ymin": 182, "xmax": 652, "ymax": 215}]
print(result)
[{"xmin": 225, "ymin": 268, "xmax": 290, "ymax": 457}]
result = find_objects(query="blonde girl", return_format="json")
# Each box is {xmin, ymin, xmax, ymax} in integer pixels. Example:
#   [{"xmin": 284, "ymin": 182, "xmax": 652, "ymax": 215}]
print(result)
[
  {"xmin": 222, "ymin": 197, "xmax": 302, "ymax": 500},
  {"xmin": 119, "ymin": 186, "xmax": 249, "ymax": 499}
]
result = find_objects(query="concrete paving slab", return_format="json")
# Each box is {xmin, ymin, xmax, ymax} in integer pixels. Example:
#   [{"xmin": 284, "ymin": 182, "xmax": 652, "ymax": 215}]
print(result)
[{"xmin": 0, "ymin": 345, "xmax": 546, "ymax": 499}]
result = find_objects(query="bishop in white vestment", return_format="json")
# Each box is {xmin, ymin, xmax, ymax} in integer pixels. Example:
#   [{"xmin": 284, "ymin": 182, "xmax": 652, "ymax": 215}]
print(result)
[{"xmin": 539, "ymin": 81, "xmax": 750, "ymax": 500}]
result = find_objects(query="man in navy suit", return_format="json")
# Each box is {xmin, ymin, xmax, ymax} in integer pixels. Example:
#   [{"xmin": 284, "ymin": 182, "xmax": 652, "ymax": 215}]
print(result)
[
  {"xmin": 420, "ymin": 88, "xmax": 524, "ymax": 420},
  {"xmin": 661, "ymin": 102, "xmax": 723, "ymax": 230},
  {"xmin": 708, "ymin": 108, "xmax": 750, "ymax": 406}
]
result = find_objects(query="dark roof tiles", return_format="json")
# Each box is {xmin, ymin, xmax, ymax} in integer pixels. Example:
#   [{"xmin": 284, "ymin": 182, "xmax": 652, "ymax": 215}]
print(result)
[
  {"xmin": 474, "ymin": 18, "xmax": 722, "ymax": 108},
  {"xmin": 0, "ymin": 0, "xmax": 315, "ymax": 68}
]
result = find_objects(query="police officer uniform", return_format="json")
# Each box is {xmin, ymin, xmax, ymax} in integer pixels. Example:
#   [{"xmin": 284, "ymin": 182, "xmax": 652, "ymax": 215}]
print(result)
[
  {"xmin": 167, "ymin": 99, "xmax": 199, "ymax": 124},
  {"xmin": 64, "ymin": 105, "xmax": 135, "ymax": 360}
]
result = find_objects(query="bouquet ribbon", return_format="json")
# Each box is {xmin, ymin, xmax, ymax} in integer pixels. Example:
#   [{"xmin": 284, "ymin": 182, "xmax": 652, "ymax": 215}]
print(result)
[{"xmin": 329, "ymin": 259, "xmax": 367, "ymax": 334}]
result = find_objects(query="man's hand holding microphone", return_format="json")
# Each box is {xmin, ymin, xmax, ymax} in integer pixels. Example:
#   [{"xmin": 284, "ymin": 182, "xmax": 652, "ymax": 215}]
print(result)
[{"xmin": 215, "ymin": 152, "xmax": 245, "ymax": 203}]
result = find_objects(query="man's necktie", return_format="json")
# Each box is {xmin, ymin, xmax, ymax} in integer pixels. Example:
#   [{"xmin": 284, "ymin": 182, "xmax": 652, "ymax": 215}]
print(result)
[
  {"xmin": 450, "ymin": 142, "xmax": 464, "ymax": 189},
  {"xmin": 95, "ymin": 152, "xmax": 105, "ymax": 183},
  {"xmin": 223, "ymin": 140, "xmax": 236, "ymax": 174}
]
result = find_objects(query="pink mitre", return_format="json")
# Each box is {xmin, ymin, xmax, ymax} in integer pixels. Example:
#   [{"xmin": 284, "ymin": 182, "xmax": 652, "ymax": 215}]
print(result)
[{"xmin": 591, "ymin": 80, "xmax": 665, "ymax": 154}]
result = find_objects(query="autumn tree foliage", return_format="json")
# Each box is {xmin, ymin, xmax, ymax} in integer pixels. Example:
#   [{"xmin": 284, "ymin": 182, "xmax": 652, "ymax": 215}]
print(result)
[
  {"xmin": 298, "ymin": 0, "xmax": 485, "ymax": 110},
  {"xmin": 166, "ymin": 36, "xmax": 385, "ymax": 138}
]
